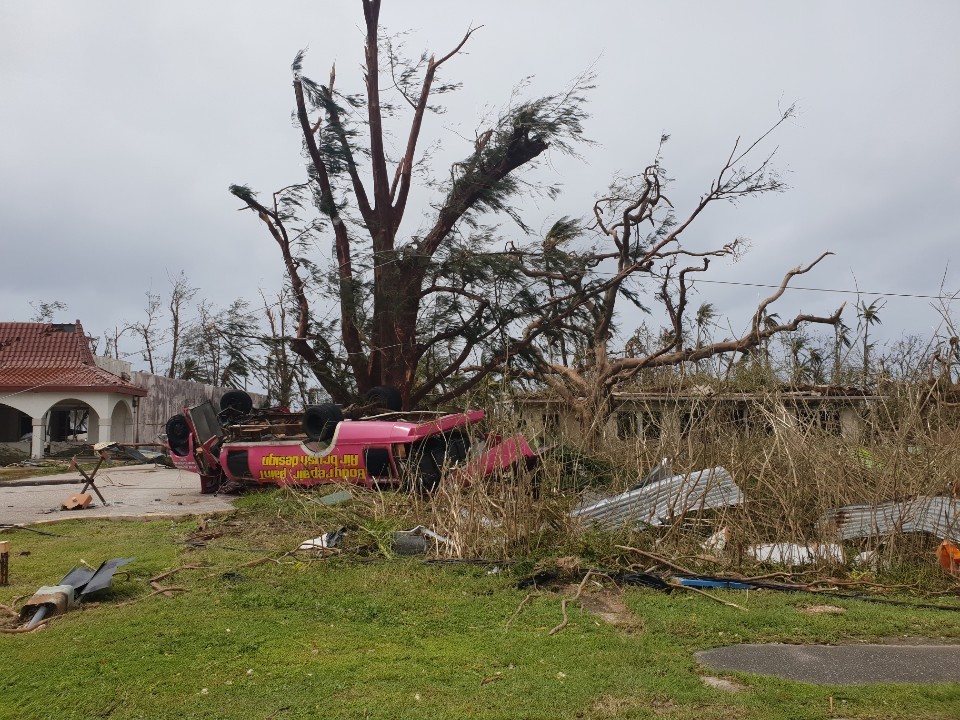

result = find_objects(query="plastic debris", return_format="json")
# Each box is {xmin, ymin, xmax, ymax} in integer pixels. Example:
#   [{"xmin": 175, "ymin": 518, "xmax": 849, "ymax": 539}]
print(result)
[
  {"xmin": 936, "ymin": 541, "xmax": 960, "ymax": 576},
  {"xmin": 392, "ymin": 525, "xmax": 452, "ymax": 555},
  {"xmin": 747, "ymin": 543, "xmax": 844, "ymax": 566},
  {"xmin": 319, "ymin": 489, "xmax": 353, "ymax": 506},
  {"xmin": 299, "ymin": 527, "xmax": 344, "ymax": 550},
  {"xmin": 676, "ymin": 577, "xmax": 751, "ymax": 590}
]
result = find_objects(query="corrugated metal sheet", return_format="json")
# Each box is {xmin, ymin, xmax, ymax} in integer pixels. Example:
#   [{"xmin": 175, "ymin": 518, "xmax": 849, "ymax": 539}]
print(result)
[
  {"xmin": 821, "ymin": 496, "xmax": 960, "ymax": 542},
  {"xmin": 571, "ymin": 467, "xmax": 743, "ymax": 530}
]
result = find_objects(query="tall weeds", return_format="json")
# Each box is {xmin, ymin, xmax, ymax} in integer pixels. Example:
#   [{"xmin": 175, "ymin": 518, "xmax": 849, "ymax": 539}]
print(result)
[{"xmin": 404, "ymin": 383, "xmax": 960, "ymax": 569}]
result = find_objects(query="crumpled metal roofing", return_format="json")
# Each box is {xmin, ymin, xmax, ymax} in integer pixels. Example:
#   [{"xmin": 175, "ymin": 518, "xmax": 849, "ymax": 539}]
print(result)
[
  {"xmin": 820, "ymin": 496, "xmax": 960, "ymax": 543},
  {"xmin": 571, "ymin": 466, "xmax": 743, "ymax": 530}
]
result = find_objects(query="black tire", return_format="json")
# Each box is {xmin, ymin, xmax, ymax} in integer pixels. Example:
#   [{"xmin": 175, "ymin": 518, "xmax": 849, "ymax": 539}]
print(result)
[
  {"xmin": 165, "ymin": 414, "xmax": 191, "ymax": 457},
  {"xmin": 365, "ymin": 385, "xmax": 402, "ymax": 412},
  {"xmin": 220, "ymin": 390, "xmax": 253, "ymax": 415},
  {"xmin": 407, "ymin": 437, "xmax": 444, "ymax": 495},
  {"xmin": 303, "ymin": 404, "xmax": 344, "ymax": 442}
]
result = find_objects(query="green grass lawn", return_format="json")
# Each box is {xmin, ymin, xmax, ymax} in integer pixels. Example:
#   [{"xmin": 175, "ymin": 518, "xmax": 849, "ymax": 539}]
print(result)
[{"xmin": 1, "ymin": 495, "xmax": 959, "ymax": 720}]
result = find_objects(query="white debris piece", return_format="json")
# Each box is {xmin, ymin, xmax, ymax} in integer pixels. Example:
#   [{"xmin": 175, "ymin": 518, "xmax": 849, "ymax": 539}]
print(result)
[
  {"xmin": 747, "ymin": 542, "xmax": 844, "ymax": 565},
  {"xmin": 298, "ymin": 528, "xmax": 344, "ymax": 550}
]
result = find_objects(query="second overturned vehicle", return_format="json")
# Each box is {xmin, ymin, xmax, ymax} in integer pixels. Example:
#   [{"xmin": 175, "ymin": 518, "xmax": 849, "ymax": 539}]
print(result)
[{"xmin": 164, "ymin": 388, "xmax": 540, "ymax": 494}]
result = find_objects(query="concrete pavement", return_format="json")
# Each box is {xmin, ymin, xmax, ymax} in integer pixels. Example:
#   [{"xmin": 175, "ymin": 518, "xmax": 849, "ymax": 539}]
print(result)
[
  {"xmin": 0, "ymin": 465, "xmax": 235, "ymax": 526},
  {"xmin": 696, "ymin": 642, "xmax": 960, "ymax": 685}
]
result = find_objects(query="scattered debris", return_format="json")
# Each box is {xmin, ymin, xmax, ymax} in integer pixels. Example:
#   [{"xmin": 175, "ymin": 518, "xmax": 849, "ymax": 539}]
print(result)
[
  {"xmin": 319, "ymin": 489, "xmax": 353, "ymax": 506},
  {"xmin": 615, "ymin": 545, "xmax": 698, "ymax": 576},
  {"xmin": 392, "ymin": 532, "xmax": 426, "ymax": 555},
  {"xmin": 702, "ymin": 527, "xmax": 730, "ymax": 554},
  {"xmin": 67, "ymin": 449, "xmax": 110, "ymax": 505},
  {"xmin": 669, "ymin": 580, "xmax": 748, "ymax": 611},
  {"xmin": 550, "ymin": 570, "xmax": 594, "ymax": 635},
  {"xmin": 821, "ymin": 496, "xmax": 960, "ymax": 543},
  {"xmin": 299, "ymin": 528, "xmax": 345, "ymax": 551},
  {"xmin": 676, "ymin": 578, "xmax": 751, "ymax": 590},
  {"xmin": 747, "ymin": 543, "xmax": 844, "ymax": 566},
  {"xmin": 392, "ymin": 525, "xmax": 452, "ymax": 555},
  {"xmin": 506, "ymin": 592, "xmax": 538, "ymax": 628},
  {"xmin": 572, "ymin": 467, "xmax": 743, "ymax": 530},
  {"xmin": 19, "ymin": 557, "xmax": 135, "ymax": 629},
  {"xmin": 617, "ymin": 572, "xmax": 674, "ymax": 592},
  {"xmin": 853, "ymin": 550, "xmax": 878, "ymax": 569},
  {"xmin": 61, "ymin": 493, "xmax": 92, "ymax": 511}
]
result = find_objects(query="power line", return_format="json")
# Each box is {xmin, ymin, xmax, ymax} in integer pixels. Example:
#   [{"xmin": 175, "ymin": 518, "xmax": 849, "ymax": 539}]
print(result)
[{"xmin": 691, "ymin": 278, "xmax": 959, "ymax": 302}]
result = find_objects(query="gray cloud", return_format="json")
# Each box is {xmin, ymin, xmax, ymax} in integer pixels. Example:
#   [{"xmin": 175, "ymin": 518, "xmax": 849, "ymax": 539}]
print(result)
[{"xmin": 1, "ymin": 0, "xmax": 958, "ymax": 364}]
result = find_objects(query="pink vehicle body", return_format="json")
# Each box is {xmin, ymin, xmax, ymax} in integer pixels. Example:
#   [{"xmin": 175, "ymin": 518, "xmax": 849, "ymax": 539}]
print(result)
[{"xmin": 168, "ymin": 401, "xmax": 539, "ymax": 494}]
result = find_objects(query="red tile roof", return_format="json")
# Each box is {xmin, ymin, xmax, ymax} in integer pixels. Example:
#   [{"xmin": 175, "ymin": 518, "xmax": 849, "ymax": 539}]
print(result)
[{"xmin": 0, "ymin": 321, "xmax": 146, "ymax": 397}]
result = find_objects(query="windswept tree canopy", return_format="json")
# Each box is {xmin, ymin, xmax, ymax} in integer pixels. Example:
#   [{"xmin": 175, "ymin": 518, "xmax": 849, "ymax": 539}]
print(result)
[
  {"xmin": 231, "ymin": 0, "xmax": 592, "ymax": 408},
  {"xmin": 231, "ymin": 0, "xmax": 842, "ymax": 414}
]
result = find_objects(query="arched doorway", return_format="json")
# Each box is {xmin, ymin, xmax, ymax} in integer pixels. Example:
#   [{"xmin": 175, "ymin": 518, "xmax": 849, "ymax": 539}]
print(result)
[
  {"xmin": 0, "ymin": 402, "xmax": 31, "ymax": 442},
  {"xmin": 45, "ymin": 399, "xmax": 99, "ymax": 443},
  {"xmin": 110, "ymin": 400, "xmax": 134, "ymax": 443}
]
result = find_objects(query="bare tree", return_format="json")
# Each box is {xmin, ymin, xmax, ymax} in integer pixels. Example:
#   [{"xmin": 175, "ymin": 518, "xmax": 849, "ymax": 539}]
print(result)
[
  {"xmin": 253, "ymin": 290, "xmax": 303, "ymax": 407},
  {"xmin": 127, "ymin": 291, "xmax": 162, "ymax": 374},
  {"xmin": 498, "ymin": 119, "xmax": 845, "ymax": 438},
  {"xmin": 167, "ymin": 272, "xmax": 197, "ymax": 378}
]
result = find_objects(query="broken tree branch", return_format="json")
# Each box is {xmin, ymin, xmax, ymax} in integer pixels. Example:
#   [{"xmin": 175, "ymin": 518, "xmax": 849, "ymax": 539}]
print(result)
[
  {"xmin": 616, "ymin": 546, "xmax": 697, "ymax": 576},
  {"xmin": 667, "ymin": 581, "xmax": 748, "ymax": 611},
  {"xmin": 549, "ymin": 570, "xmax": 594, "ymax": 636},
  {"xmin": 506, "ymin": 592, "xmax": 537, "ymax": 629}
]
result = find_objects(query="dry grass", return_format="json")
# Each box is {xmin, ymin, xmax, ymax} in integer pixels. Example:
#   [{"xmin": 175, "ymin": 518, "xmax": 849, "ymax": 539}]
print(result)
[
  {"xmin": 235, "ymin": 384, "xmax": 960, "ymax": 586},
  {"xmin": 401, "ymin": 385, "xmax": 960, "ymax": 582}
]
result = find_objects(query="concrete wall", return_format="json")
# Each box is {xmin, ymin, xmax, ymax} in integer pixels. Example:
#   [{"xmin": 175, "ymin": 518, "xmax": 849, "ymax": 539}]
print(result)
[
  {"xmin": 94, "ymin": 357, "xmax": 267, "ymax": 443},
  {"xmin": 94, "ymin": 355, "xmax": 134, "ymax": 379},
  {"xmin": 517, "ymin": 395, "xmax": 867, "ymax": 444},
  {"xmin": 130, "ymin": 372, "xmax": 266, "ymax": 443}
]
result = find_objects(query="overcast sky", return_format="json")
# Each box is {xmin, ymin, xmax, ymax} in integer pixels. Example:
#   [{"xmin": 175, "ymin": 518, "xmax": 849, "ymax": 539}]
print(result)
[{"xmin": 2, "ymin": 1, "xmax": 958, "ymax": 370}]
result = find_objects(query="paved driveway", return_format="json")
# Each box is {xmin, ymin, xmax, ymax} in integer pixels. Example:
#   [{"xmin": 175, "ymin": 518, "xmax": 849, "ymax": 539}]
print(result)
[
  {"xmin": 0, "ymin": 465, "xmax": 235, "ymax": 526},
  {"xmin": 696, "ymin": 642, "xmax": 960, "ymax": 684}
]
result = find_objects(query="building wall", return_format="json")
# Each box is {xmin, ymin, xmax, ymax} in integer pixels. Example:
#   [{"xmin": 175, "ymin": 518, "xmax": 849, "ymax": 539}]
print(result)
[
  {"xmin": 517, "ymin": 395, "xmax": 867, "ymax": 444},
  {"xmin": 130, "ymin": 372, "xmax": 266, "ymax": 443},
  {"xmin": 93, "ymin": 356, "xmax": 267, "ymax": 443}
]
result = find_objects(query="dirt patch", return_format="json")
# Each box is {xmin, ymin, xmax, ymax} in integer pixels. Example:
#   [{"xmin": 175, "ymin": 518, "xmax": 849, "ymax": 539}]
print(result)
[
  {"xmin": 579, "ymin": 589, "xmax": 645, "ymax": 633},
  {"xmin": 0, "ymin": 443, "xmax": 29, "ymax": 466},
  {"xmin": 701, "ymin": 675, "xmax": 747, "ymax": 693},
  {"xmin": 589, "ymin": 694, "xmax": 672, "ymax": 717},
  {"xmin": 801, "ymin": 604, "xmax": 846, "ymax": 615}
]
